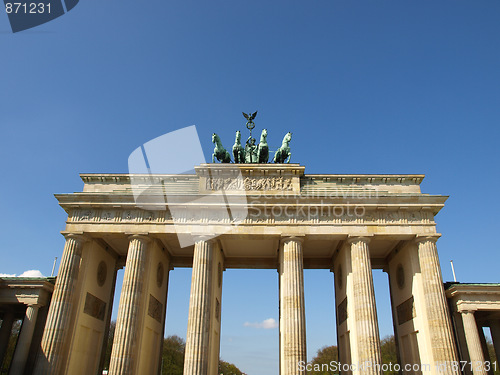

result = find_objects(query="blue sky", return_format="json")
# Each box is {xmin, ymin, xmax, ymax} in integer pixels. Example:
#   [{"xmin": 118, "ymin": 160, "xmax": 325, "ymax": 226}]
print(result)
[{"xmin": 1, "ymin": 1, "xmax": 500, "ymax": 374}]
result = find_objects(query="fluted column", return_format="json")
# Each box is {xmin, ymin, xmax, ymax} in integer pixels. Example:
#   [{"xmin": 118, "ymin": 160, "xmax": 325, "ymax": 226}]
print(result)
[
  {"xmin": 279, "ymin": 236, "xmax": 306, "ymax": 375},
  {"xmin": 183, "ymin": 239, "xmax": 214, "ymax": 375},
  {"xmin": 462, "ymin": 311, "xmax": 487, "ymax": 375},
  {"xmin": 349, "ymin": 236, "xmax": 382, "ymax": 375},
  {"xmin": 34, "ymin": 233, "xmax": 86, "ymax": 375},
  {"xmin": 416, "ymin": 235, "xmax": 459, "ymax": 373},
  {"xmin": 489, "ymin": 320, "xmax": 500, "ymax": 367},
  {"xmin": 0, "ymin": 311, "xmax": 15, "ymax": 366},
  {"xmin": 109, "ymin": 235, "xmax": 150, "ymax": 375},
  {"xmin": 10, "ymin": 304, "xmax": 40, "ymax": 375}
]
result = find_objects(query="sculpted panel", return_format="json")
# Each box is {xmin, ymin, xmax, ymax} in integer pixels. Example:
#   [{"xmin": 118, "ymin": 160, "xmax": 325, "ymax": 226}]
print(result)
[
  {"xmin": 397, "ymin": 296, "xmax": 416, "ymax": 325},
  {"xmin": 83, "ymin": 292, "xmax": 106, "ymax": 321},
  {"xmin": 338, "ymin": 297, "xmax": 348, "ymax": 324},
  {"xmin": 69, "ymin": 207, "xmax": 434, "ymax": 226},
  {"xmin": 148, "ymin": 294, "xmax": 163, "ymax": 323},
  {"xmin": 206, "ymin": 176, "xmax": 293, "ymax": 191}
]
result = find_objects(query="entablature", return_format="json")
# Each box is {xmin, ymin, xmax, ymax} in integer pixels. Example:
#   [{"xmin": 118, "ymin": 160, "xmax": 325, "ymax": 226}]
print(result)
[{"xmin": 77, "ymin": 166, "xmax": 430, "ymax": 197}]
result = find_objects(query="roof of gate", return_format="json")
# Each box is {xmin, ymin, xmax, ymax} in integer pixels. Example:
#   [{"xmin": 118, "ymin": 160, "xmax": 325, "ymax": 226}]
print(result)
[{"xmin": 78, "ymin": 169, "xmax": 427, "ymax": 197}]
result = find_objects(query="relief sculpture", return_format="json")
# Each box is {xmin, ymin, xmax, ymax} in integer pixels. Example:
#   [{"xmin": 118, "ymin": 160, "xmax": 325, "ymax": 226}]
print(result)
[{"xmin": 206, "ymin": 176, "xmax": 293, "ymax": 191}]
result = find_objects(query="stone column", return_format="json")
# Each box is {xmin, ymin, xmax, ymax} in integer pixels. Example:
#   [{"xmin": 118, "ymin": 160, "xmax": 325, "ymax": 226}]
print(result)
[
  {"xmin": 348, "ymin": 236, "xmax": 382, "ymax": 375},
  {"xmin": 109, "ymin": 235, "xmax": 150, "ymax": 375},
  {"xmin": 9, "ymin": 305, "xmax": 40, "ymax": 375},
  {"xmin": 0, "ymin": 311, "xmax": 15, "ymax": 366},
  {"xmin": 279, "ymin": 237, "xmax": 306, "ymax": 375},
  {"xmin": 489, "ymin": 320, "xmax": 500, "ymax": 367},
  {"xmin": 416, "ymin": 235, "xmax": 459, "ymax": 373},
  {"xmin": 34, "ymin": 233, "xmax": 86, "ymax": 375},
  {"xmin": 183, "ymin": 239, "xmax": 214, "ymax": 375},
  {"xmin": 462, "ymin": 311, "xmax": 487, "ymax": 375}
]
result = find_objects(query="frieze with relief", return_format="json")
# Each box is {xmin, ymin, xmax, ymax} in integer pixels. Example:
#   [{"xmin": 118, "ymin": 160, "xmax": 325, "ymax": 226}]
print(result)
[
  {"xmin": 70, "ymin": 208, "xmax": 434, "ymax": 225},
  {"xmin": 206, "ymin": 176, "xmax": 293, "ymax": 191},
  {"xmin": 101, "ymin": 211, "xmax": 114, "ymax": 221}
]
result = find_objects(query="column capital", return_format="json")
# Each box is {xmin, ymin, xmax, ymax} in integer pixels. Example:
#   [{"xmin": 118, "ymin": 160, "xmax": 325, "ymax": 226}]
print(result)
[
  {"xmin": 347, "ymin": 235, "xmax": 373, "ymax": 245},
  {"xmin": 25, "ymin": 303, "xmax": 42, "ymax": 309},
  {"xmin": 415, "ymin": 234, "xmax": 441, "ymax": 244},
  {"xmin": 62, "ymin": 232, "xmax": 89, "ymax": 243},
  {"xmin": 127, "ymin": 234, "xmax": 151, "ymax": 243},
  {"xmin": 460, "ymin": 309, "xmax": 476, "ymax": 315},
  {"xmin": 192, "ymin": 235, "xmax": 217, "ymax": 244},
  {"xmin": 280, "ymin": 235, "xmax": 305, "ymax": 245}
]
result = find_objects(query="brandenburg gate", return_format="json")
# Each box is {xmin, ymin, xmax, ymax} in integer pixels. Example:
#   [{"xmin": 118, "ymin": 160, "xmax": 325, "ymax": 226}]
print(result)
[{"xmin": 31, "ymin": 162, "xmax": 461, "ymax": 375}]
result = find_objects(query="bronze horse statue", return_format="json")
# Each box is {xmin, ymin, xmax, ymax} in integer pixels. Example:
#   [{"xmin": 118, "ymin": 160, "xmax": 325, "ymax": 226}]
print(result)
[
  {"xmin": 232, "ymin": 130, "xmax": 245, "ymax": 163},
  {"xmin": 273, "ymin": 132, "xmax": 292, "ymax": 163},
  {"xmin": 257, "ymin": 129, "xmax": 269, "ymax": 163},
  {"xmin": 212, "ymin": 133, "xmax": 231, "ymax": 163}
]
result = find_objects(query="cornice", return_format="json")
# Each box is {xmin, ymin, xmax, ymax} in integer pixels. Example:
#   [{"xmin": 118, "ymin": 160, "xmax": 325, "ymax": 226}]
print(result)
[
  {"xmin": 304, "ymin": 174, "xmax": 425, "ymax": 184},
  {"xmin": 446, "ymin": 284, "xmax": 500, "ymax": 300},
  {"xmin": 55, "ymin": 194, "xmax": 447, "ymax": 206},
  {"xmin": 79, "ymin": 172, "xmax": 425, "ymax": 185}
]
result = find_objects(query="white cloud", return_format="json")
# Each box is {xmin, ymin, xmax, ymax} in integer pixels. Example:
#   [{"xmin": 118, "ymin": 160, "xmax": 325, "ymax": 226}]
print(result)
[
  {"xmin": 243, "ymin": 318, "xmax": 278, "ymax": 329},
  {"xmin": 0, "ymin": 270, "xmax": 45, "ymax": 278},
  {"xmin": 19, "ymin": 270, "xmax": 45, "ymax": 277}
]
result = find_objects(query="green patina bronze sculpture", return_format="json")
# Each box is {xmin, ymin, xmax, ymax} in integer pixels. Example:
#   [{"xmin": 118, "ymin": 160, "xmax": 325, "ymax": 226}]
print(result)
[
  {"xmin": 232, "ymin": 130, "xmax": 245, "ymax": 163},
  {"xmin": 211, "ymin": 112, "xmax": 292, "ymax": 164},
  {"xmin": 245, "ymin": 136, "xmax": 257, "ymax": 163},
  {"xmin": 212, "ymin": 133, "xmax": 231, "ymax": 163},
  {"xmin": 242, "ymin": 111, "xmax": 258, "ymax": 135},
  {"xmin": 257, "ymin": 129, "xmax": 269, "ymax": 163},
  {"xmin": 273, "ymin": 132, "xmax": 292, "ymax": 163}
]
